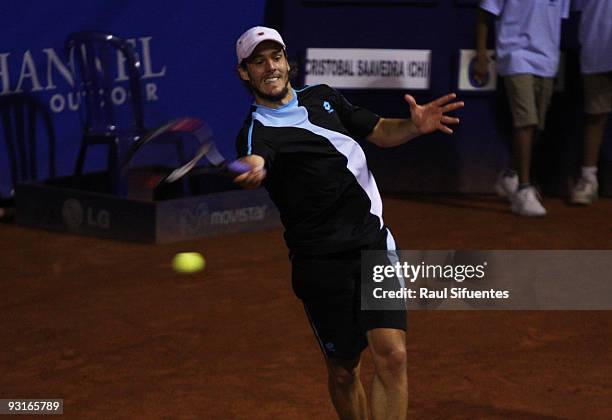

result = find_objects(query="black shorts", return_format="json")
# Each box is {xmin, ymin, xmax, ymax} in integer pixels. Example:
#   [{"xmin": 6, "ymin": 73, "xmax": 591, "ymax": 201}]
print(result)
[{"xmin": 291, "ymin": 229, "xmax": 407, "ymax": 360}]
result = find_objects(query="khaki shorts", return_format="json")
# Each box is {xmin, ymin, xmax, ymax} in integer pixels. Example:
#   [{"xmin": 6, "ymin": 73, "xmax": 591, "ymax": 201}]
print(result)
[
  {"xmin": 583, "ymin": 72, "xmax": 612, "ymax": 115},
  {"xmin": 504, "ymin": 74, "xmax": 554, "ymax": 130}
]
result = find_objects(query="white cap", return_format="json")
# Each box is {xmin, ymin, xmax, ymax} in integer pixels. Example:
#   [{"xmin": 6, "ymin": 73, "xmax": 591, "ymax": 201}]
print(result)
[{"xmin": 236, "ymin": 26, "xmax": 286, "ymax": 64}]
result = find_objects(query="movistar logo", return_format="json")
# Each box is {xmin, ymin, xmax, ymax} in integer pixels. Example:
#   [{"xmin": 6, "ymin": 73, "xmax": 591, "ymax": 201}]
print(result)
[{"xmin": 323, "ymin": 101, "xmax": 334, "ymax": 114}]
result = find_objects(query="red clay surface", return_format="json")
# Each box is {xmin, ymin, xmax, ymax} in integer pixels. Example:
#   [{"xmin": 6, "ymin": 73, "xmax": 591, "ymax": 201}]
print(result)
[{"xmin": 1, "ymin": 195, "xmax": 611, "ymax": 419}]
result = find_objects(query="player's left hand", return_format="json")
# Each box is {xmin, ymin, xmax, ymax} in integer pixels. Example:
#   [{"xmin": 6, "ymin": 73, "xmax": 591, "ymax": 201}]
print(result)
[
  {"xmin": 405, "ymin": 93, "xmax": 464, "ymax": 135},
  {"xmin": 233, "ymin": 154, "xmax": 267, "ymax": 189},
  {"xmin": 233, "ymin": 165, "xmax": 267, "ymax": 189}
]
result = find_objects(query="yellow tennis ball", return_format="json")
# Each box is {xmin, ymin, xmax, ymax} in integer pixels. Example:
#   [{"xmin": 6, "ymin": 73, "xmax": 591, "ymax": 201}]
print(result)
[{"xmin": 172, "ymin": 252, "xmax": 205, "ymax": 274}]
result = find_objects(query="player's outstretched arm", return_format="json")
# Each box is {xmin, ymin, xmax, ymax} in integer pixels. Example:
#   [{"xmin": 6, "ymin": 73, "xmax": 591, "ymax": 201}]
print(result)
[
  {"xmin": 367, "ymin": 93, "xmax": 464, "ymax": 148},
  {"xmin": 233, "ymin": 154, "xmax": 267, "ymax": 189}
]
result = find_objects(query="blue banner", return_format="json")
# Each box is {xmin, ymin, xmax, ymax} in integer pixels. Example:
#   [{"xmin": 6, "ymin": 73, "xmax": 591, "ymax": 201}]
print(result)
[{"xmin": 0, "ymin": 0, "xmax": 266, "ymax": 197}]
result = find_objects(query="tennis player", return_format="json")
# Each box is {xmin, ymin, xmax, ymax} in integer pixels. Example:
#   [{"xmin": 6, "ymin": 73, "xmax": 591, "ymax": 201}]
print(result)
[{"xmin": 233, "ymin": 26, "xmax": 463, "ymax": 419}]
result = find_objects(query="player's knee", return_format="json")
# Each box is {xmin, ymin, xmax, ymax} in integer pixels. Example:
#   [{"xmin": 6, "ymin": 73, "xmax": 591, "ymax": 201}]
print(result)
[
  {"xmin": 372, "ymin": 346, "xmax": 407, "ymax": 374},
  {"xmin": 327, "ymin": 360, "xmax": 360, "ymax": 386}
]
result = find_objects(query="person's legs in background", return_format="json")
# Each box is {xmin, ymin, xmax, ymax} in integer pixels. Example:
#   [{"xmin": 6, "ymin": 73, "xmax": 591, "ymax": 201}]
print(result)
[
  {"xmin": 571, "ymin": 72, "xmax": 612, "ymax": 205},
  {"xmin": 496, "ymin": 74, "xmax": 553, "ymax": 216}
]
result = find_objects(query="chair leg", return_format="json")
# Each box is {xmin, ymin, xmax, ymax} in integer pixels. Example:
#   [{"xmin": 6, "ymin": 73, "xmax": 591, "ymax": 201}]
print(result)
[
  {"xmin": 108, "ymin": 141, "xmax": 118, "ymax": 193},
  {"xmin": 74, "ymin": 140, "xmax": 88, "ymax": 176}
]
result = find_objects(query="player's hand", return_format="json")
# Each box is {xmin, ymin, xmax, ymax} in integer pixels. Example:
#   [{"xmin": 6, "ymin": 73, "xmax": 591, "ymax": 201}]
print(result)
[
  {"xmin": 472, "ymin": 55, "xmax": 490, "ymax": 87},
  {"xmin": 405, "ymin": 93, "xmax": 464, "ymax": 135},
  {"xmin": 233, "ymin": 155, "xmax": 267, "ymax": 189}
]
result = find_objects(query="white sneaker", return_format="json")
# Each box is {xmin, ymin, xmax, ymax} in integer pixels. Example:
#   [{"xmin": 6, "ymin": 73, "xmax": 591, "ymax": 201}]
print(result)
[
  {"xmin": 570, "ymin": 177, "xmax": 598, "ymax": 205},
  {"xmin": 510, "ymin": 186, "xmax": 547, "ymax": 216},
  {"xmin": 495, "ymin": 171, "xmax": 519, "ymax": 198}
]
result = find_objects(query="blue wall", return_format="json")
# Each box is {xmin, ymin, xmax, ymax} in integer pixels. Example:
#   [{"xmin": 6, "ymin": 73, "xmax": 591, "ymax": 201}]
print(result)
[
  {"xmin": 279, "ymin": 1, "xmax": 612, "ymax": 194},
  {"xmin": 1, "ymin": 1, "xmax": 610, "ymax": 197},
  {"xmin": 0, "ymin": 0, "xmax": 266, "ymax": 197}
]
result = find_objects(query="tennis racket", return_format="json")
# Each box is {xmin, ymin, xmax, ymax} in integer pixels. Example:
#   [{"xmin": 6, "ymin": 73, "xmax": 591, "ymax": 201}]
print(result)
[{"xmin": 121, "ymin": 117, "xmax": 251, "ymax": 188}]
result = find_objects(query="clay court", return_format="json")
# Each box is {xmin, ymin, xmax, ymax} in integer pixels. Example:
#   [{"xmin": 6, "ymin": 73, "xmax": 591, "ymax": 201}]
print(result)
[{"xmin": 1, "ymin": 195, "xmax": 611, "ymax": 419}]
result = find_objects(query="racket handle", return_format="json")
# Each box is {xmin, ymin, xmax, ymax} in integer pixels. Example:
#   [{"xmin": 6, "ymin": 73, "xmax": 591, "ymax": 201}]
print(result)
[{"xmin": 226, "ymin": 160, "xmax": 252, "ymax": 174}]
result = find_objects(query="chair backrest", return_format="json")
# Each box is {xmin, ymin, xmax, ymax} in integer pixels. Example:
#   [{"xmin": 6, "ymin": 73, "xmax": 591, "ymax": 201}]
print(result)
[
  {"xmin": 65, "ymin": 31, "xmax": 145, "ymax": 134},
  {"xmin": 0, "ymin": 94, "xmax": 56, "ymax": 196}
]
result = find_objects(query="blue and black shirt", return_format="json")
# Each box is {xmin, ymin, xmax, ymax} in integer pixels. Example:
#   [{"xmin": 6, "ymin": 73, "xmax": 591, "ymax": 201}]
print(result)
[{"xmin": 236, "ymin": 84, "xmax": 388, "ymax": 256}]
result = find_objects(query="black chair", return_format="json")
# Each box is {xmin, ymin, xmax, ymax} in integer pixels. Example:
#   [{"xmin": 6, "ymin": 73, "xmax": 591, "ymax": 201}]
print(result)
[
  {"xmin": 0, "ymin": 94, "xmax": 56, "ymax": 219},
  {"xmin": 65, "ymin": 31, "xmax": 182, "ymax": 193}
]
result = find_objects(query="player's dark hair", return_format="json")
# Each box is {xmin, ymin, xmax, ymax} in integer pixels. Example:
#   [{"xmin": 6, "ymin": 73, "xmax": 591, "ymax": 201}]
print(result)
[{"xmin": 238, "ymin": 60, "xmax": 251, "ymax": 91}]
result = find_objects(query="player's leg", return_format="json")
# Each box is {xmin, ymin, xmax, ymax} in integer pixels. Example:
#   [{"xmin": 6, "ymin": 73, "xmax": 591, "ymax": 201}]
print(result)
[
  {"xmin": 361, "ymin": 229, "xmax": 408, "ymax": 419},
  {"xmin": 325, "ymin": 356, "xmax": 368, "ymax": 420},
  {"xmin": 293, "ymin": 252, "xmax": 369, "ymax": 419},
  {"xmin": 303, "ymin": 294, "xmax": 369, "ymax": 420},
  {"xmin": 367, "ymin": 328, "xmax": 408, "ymax": 420}
]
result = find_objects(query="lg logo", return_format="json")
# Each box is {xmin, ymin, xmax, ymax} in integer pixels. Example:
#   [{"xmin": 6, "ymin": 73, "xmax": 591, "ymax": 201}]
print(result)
[{"xmin": 62, "ymin": 199, "xmax": 111, "ymax": 230}]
